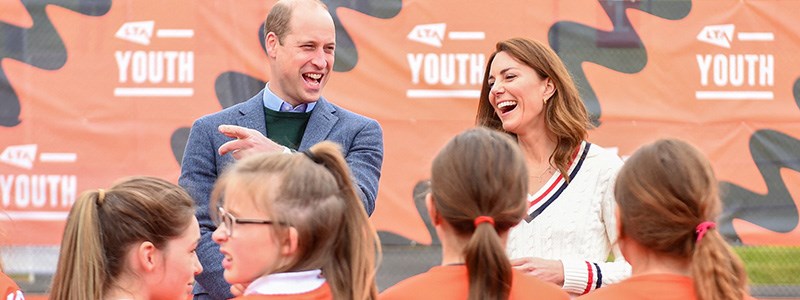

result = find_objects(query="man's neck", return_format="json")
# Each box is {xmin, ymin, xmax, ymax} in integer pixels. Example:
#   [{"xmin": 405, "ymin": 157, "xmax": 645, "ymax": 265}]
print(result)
[{"xmin": 266, "ymin": 83, "xmax": 301, "ymax": 107}]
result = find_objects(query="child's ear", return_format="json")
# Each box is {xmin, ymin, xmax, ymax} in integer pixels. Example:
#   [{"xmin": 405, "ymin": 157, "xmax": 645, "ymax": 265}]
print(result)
[
  {"xmin": 135, "ymin": 241, "xmax": 159, "ymax": 272},
  {"xmin": 281, "ymin": 227, "xmax": 299, "ymax": 256},
  {"xmin": 615, "ymin": 208, "xmax": 624, "ymax": 239},
  {"xmin": 426, "ymin": 193, "xmax": 441, "ymax": 226}
]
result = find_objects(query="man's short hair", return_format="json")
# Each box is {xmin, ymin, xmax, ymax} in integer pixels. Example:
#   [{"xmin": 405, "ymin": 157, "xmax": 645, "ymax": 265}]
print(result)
[{"xmin": 264, "ymin": 0, "xmax": 329, "ymax": 44}]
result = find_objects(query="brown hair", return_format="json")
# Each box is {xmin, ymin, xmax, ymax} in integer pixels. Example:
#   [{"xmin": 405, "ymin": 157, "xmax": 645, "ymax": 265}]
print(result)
[
  {"xmin": 263, "ymin": 0, "xmax": 328, "ymax": 44},
  {"xmin": 476, "ymin": 37, "xmax": 591, "ymax": 182},
  {"xmin": 615, "ymin": 139, "xmax": 748, "ymax": 300},
  {"xmin": 49, "ymin": 177, "xmax": 195, "ymax": 300},
  {"xmin": 212, "ymin": 141, "xmax": 379, "ymax": 300},
  {"xmin": 430, "ymin": 127, "xmax": 528, "ymax": 300}
]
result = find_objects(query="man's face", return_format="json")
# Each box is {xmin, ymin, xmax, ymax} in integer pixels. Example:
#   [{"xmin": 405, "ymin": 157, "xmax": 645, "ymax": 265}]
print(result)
[{"xmin": 266, "ymin": 5, "xmax": 335, "ymax": 106}]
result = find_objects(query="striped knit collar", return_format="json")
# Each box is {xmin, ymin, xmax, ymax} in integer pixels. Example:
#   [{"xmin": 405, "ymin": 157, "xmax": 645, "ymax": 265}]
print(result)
[{"xmin": 524, "ymin": 141, "xmax": 591, "ymax": 222}]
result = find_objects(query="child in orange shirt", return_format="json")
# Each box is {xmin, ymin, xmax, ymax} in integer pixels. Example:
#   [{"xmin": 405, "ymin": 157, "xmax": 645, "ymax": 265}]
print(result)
[
  {"xmin": 380, "ymin": 127, "xmax": 568, "ymax": 300},
  {"xmin": 579, "ymin": 139, "xmax": 754, "ymax": 300},
  {"xmin": 49, "ymin": 177, "xmax": 202, "ymax": 300},
  {"xmin": 211, "ymin": 141, "xmax": 379, "ymax": 300}
]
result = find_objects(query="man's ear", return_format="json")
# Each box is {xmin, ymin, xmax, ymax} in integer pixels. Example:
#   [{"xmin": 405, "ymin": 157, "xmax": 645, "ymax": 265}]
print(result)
[
  {"xmin": 135, "ymin": 241, "xmax": 159, "ymax": 272},
  {"xmin": 265, "ymin": 32, "xmax": 279, "ymax": 59},
  {"xmin": 425, "ymin": 193, "xmax": 442, "ymax": 226}
]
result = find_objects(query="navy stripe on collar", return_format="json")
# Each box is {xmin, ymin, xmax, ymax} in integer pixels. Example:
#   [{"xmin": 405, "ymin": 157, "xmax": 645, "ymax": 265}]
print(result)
[{"xmin": 524, "ymin": 143, "xmax": 592, "ymax": 222}]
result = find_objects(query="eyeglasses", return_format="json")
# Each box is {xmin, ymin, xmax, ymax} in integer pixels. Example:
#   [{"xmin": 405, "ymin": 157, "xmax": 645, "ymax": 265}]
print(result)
[{"xmin": 216, "ymin": 206, "xmax": 286, "ymax": 237}]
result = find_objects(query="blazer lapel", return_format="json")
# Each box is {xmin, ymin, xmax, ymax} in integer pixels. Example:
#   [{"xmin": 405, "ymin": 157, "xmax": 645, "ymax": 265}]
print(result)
[
  {"xmin": 237, "ymin": 89, "xmax": 268, "ymax": 136},
  {"xmin": 299, "ymin": 97, "xmax": 337, "ymax": 151}
]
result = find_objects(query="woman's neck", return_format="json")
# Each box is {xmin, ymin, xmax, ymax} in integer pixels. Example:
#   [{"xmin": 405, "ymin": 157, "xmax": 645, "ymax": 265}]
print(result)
[{"xmin": 517, "ymin": 130, "xmax": 557, "ymax": 165}]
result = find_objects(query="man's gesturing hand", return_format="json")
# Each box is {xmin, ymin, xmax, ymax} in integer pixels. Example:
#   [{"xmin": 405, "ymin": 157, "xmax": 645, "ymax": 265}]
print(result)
[{"xmin": 218, "ymin": 125, "xmax": 285, "ymax": 160}]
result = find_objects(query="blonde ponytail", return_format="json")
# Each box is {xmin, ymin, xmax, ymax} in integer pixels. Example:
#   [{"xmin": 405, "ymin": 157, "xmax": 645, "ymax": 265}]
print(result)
[
  {"xmin": 308, "ymin": 143, "xmax": 380, "ymax": 300},
  {"xmin": 50, "ymin": 191, "xmax": 106, "ymax": 300}
]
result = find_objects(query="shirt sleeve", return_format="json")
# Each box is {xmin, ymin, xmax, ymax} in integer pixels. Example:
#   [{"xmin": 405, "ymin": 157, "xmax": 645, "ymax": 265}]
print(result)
[{"xmin": 562, "ymin": 155, "xmax": 631, "ymax": 295}]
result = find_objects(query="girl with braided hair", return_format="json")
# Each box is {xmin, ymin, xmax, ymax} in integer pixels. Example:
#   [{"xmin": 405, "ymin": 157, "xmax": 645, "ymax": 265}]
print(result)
[{"xmin": 579, "ymin": 139, "xmax": 754, "ymax": 300}]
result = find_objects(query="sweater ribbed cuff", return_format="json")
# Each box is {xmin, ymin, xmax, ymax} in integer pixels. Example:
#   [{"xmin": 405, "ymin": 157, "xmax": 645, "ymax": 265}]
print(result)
[{"xmin": 562, "ymin": 259, "xmax": 591, "ymax": 295}]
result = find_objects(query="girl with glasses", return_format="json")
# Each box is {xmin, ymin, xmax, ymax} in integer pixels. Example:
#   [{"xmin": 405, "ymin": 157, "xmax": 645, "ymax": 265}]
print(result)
[
  {"xmin": 578, "ymin": 139, "xmax": 753, "ymax": 300},
  {"xmin": 49, "ymin": 177, "xmax": 202, "ymax": 300},
  {"xmin": 380, "ymin": 127, "xmax": 568, "ymax": 300},
  {"xmin": 211, "ymin": 141, "xmax": 379, "ymax": 300}
]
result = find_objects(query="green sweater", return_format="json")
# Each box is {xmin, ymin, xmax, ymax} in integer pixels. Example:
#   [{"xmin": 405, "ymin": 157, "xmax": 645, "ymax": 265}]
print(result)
[{"xmin": 264, "ymin": 108, "xmax": 312, "ymax": 150}]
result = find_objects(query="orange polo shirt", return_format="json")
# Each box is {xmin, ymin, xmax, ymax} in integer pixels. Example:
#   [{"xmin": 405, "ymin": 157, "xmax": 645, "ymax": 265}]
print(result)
[
  {"xmin": 380, "ymin": 265, "xmax": 568, "ymax": 300},
  {"xmin": 578, "ymin": 273, "xmax": 756, "ymax": 300}
]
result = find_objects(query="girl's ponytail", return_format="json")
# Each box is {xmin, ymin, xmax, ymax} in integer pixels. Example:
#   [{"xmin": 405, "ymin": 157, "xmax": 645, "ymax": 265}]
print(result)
[
  {"xmin": 308, "ymin": 142, "xmax": 380, "ymax": 300},
  {"xmin": 50, "ymin": 190, "xmax": 106, "ymax": 300},
  {"xmin": 691, "ymin": 225, "xmax": 747, "ymax": 300},
  {"xmin": 464, "ymin": 216, "xmax": 513, "ymax": 300}
]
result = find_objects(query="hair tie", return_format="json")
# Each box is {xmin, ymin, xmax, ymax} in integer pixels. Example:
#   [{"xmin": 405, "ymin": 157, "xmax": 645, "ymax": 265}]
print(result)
[
  {"xmin": 474, "ymin": 216, "xmax": 495, "ymax": 227},
  {"xmin": 302, "ymin": 150, "xmax": 324, "ymax": 165},
  {"xmin": 97, "ymin": 189, "xmax": 106, "ymax": 205},
  {"xmin": 695, "ymin": 221, "xmax": 716, "ymax": 242}
]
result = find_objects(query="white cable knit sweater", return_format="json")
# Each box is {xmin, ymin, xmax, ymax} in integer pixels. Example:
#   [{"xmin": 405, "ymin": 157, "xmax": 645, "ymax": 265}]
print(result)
[{"xmin": 506, "ymin": 141, "xmax": 631, "ymax": 295}]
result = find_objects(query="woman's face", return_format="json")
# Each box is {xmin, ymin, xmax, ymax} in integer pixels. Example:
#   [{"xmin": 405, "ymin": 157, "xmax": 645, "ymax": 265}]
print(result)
[
  {"xmin": 149, "ymin": 216, "xmax": 203, "ymax": 300},
  {"xmin": 212, "ymin": 185, "xmax": 287, "ymax": 285},
  {"xmin": 487, "ymin": 51, "xmax": 552, "ymax": 135}
]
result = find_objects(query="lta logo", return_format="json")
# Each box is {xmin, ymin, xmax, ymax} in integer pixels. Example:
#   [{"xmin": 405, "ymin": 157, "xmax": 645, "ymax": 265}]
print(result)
[
  {"xmin": 405, "ymin": 23, "xmax": 486, "ymax": 99},
  {"xmin": 695, "ymin": 24, "xmax": 775, "ymax": 100}
]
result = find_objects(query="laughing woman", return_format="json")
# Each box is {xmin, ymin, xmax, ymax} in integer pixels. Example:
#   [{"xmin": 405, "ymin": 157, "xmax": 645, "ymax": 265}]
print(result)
[{"xmin": 476, "ymin": 37, "xmax": 630, "ymax": 296}]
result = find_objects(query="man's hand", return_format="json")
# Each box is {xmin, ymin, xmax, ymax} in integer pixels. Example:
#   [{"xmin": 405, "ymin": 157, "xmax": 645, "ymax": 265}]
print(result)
[
  {"xmin": 218, "ymin": 125, "xmax": 284, "ymax": 160},
  {"xmin": 511, "ymin": 257, "xmax": 565, "ymax": 286}
]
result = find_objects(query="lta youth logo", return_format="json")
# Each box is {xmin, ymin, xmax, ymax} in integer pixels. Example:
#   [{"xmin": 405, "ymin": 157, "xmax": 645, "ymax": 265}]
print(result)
[
  {"xmin": 405, "ymin": 23, "xmax": 486, "ymax": 99},
  {"xmin": 114, "ymin": 21, "xmax": 195, "ymax": 98},
  {"xmin": 695, "ymin": 24, "xmax": 775, "ymax": 100}
]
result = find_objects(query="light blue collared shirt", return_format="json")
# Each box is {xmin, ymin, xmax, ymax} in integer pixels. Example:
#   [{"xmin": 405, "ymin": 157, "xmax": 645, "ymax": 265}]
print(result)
[{"xmin": 262, "ymin": 83, "xmax": 317, "ymax": 113}]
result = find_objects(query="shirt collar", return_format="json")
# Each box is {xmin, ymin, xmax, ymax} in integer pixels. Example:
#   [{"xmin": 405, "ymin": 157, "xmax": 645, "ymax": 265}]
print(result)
[
  {"xmin": 244, "ymin": 269, "xmax": 325, "ymax": 295},
  {"xmin": 263, "ymin": 83, "xmax": 317, "ymax": 112}
]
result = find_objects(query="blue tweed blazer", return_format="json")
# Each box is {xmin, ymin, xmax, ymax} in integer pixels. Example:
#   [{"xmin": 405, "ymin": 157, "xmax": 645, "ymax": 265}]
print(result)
[{"xmin": 179, "ymin": 88, "xmax": 383, "ymax": 299}]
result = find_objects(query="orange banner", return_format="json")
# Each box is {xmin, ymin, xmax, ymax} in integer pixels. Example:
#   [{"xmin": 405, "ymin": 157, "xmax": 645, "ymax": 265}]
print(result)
[{"xmin": 0, "ymin": 0, "xmax": 798, "ymax": 247}]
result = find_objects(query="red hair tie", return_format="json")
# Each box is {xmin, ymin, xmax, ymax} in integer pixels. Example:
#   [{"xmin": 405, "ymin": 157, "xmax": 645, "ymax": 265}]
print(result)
[
  {"xmin": 474, "ymin": 216, "xmax": 495, "ymax": 227},
  {"xmin": 695, "ymin": 221, "xmax": 716, "ymax": 242}
]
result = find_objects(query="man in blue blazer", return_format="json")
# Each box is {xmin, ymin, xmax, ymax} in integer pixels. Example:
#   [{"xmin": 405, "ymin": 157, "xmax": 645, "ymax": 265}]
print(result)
[{"xmin": 179, "ymin": 0, "xmax": 383, "ymax": 298}]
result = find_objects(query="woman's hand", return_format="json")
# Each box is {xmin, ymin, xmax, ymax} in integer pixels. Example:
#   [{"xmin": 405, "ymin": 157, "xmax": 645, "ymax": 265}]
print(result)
[{"xmin": 511, "ymin": 257, "xmax": 565, "ymax": 286}]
